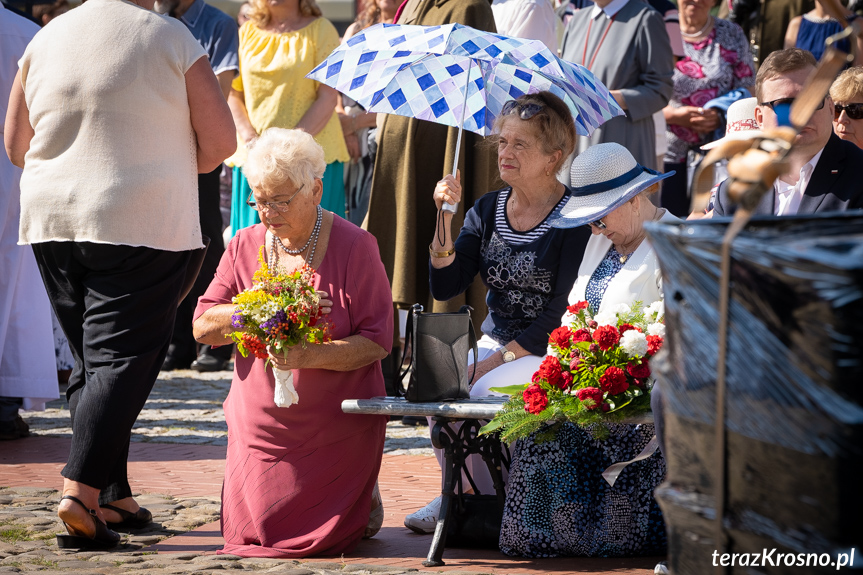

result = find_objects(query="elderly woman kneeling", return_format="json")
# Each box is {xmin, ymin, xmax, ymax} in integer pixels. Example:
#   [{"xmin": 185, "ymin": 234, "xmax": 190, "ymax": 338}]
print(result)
[{"xmin": 193, "ymin": 128, "xmax": 392, "ymax": 557}]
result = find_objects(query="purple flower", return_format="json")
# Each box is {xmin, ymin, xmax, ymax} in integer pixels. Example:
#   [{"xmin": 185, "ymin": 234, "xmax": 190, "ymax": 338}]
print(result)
[
  {"xmin": 231, "ymin": 313, "xmax": 245, "ymax": 329},
  {"xmin": 260, "ymin": 310, "xmax": 288, "ymax": 334}
]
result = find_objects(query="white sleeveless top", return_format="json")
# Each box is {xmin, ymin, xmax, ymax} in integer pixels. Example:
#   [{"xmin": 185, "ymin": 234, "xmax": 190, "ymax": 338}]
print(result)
[{"xmin": 18, "ymin": 0, "xmax": 207, "ymax": 251}]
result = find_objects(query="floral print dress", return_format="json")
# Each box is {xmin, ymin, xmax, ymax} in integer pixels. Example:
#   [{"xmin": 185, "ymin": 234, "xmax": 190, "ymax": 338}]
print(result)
[{"xmin": 665, "ymin": 18, "xmax": 756, "ymax": 164}]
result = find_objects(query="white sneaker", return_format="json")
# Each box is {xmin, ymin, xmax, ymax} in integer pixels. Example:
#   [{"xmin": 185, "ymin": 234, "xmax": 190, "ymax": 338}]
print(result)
[
  {"xmin": 404, "ymin": 496, "xmax": 442, "ymax": 534},
  {"xmin": 654, "ymin": 561, "xmax": 669, "ymax": 574}
]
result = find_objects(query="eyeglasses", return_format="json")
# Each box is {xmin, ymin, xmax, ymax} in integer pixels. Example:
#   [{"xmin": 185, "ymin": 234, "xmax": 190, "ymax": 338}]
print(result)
[
  {"xmin": 759, "ymin": 97, "xmax": 825, "ymax": 112},
  {"xmin": 588, "ymin": 219, "xmax": 606, "ymax": 230},
  {"xmin": 247, "ymin": 183, "xmax": 305, "ymax": 213},
  {"xmin": 501, "ymin": 100, "xmax": 547, "ymax": 120},
  {"xmin": 834, "ymin": 102, "xmax": 863, "ymax": 120}
]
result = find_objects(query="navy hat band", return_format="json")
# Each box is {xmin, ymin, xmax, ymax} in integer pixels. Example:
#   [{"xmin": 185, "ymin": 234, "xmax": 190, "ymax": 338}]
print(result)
[{"xmin": 570, "ymin": 164, "xmax": 660, "ymax": 197}]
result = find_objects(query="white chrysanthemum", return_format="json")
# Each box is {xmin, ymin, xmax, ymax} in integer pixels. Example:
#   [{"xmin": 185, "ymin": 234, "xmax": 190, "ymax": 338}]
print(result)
[
  {"xmin": 546, "ymin": 345, "xmax": 561, "ymax": 358},
  {"xmin": 594, "ymin": 311, "xmax": 617, "ymax": 327},
  {"xmin": 645, "ymin": 300, "xmax": 664, "ymax": 321},
  {"xmin": 620, "ymin": 330, "xmax": 648, "ymax": 357},
  {"xmin": 252, "ymin": 300, "xmax": 280, "ymax": 323},
  {"xmin": 612, "ymin": 303, "xmax": 631, "ymax": 315},
  {"xmin": 648, "ymin": 323, "xmax": 666, "ymax": 337},
  {"xmin": 561, "ymin": 312, "xmax": 577, "ymax": 327}
]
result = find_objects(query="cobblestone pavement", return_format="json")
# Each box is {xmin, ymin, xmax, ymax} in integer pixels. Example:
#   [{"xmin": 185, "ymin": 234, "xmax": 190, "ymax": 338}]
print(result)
[
  {"xmin": 0, "ymin": 486, "xmax": 428, "ymax": 575},
  {"xmin": 23, "ymin": 369, "xmax": 433, "ymax": 456},
  {"xmin": 1, "ymin": 370, "xmax": 439, "ymax": 574}
]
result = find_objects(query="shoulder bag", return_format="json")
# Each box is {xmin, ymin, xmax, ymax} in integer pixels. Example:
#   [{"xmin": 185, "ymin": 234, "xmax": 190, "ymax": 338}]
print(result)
[{"xmin": 395, "ymin": 304, "xmax": 479, "ymax": 402}]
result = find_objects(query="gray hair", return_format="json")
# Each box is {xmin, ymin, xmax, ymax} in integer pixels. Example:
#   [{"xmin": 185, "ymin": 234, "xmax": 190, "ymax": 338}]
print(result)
[{"xmin": 243, "ymin": 128, "xmax": 326, "ymax": 194}]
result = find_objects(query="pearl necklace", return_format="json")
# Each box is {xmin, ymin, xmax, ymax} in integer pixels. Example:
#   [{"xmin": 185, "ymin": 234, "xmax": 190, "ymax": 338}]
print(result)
[
  {"xmin": 274, "ymin": 206, "xmax": 321, "ymax": 255},
  {"xmin": 270, "ymin": 205, "xmax": 322, "ymax": 269},
  {"xmin": 681, "ymin": 16, "xmax": 713, "ymax": 38}
]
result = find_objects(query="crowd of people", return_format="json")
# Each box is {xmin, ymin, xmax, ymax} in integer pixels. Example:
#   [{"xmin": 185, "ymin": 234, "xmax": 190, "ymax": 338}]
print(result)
[{"xmin": 1, "ymin": 0, "xmax": 862, "ymax": 566}]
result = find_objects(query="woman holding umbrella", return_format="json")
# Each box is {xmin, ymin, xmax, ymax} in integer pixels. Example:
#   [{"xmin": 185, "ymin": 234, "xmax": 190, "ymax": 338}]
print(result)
[{"xmin": 405, "ymin": 91, "xmax": 591, "ymax": 533}]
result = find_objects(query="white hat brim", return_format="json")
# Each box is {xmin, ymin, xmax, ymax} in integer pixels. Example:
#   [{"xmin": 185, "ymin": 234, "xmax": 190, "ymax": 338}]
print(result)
[
  {"xmin": 549, "ymin": 170, "xmax": 675, "ymax": 229},
  {"xmin": 701, "ymin": 130, "xmax": 766, "ymax": 150}
]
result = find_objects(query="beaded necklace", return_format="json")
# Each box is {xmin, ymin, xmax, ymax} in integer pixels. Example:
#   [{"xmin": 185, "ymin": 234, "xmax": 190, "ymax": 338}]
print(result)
[{"xmin": 269, "ymin": 205, "xmax": 322, "ymax": 270}]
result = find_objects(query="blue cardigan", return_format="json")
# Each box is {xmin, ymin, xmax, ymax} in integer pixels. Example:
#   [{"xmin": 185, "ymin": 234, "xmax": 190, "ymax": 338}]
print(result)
[{"xmin": 429, "ymin": 188, "xmax": 590, "ymax": 356}]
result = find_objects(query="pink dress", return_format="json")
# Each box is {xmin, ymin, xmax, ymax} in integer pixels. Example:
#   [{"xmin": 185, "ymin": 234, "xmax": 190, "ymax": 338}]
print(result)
[{"xmin": 194, "ymin": 218, "xmax": 392, "ymax": 558}]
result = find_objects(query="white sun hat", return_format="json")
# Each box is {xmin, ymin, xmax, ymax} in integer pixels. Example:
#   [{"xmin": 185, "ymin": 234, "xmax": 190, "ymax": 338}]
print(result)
[
  {"xmin": 701, "ymin": 97, "xmax": 764, "ymax": 150},
  {"xmin": 549, "ymin": 143, "xmax": 675, "ymax": 229}
]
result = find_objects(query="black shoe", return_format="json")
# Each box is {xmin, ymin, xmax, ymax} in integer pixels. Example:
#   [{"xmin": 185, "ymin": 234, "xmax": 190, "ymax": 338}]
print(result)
[
  {"xmin": 56, "ymin": 495, "xmax": 121, "ymax": 550},
  {"xmin": 0, "ymin": 415, "xmax": 29, "ymax": 441},
  {"xmin": 101, "ymin": 504, "xmax": 153, "ymax": 530},
  {"xmin": 191, "ymin": 347, "xmax": 230, "ymax": 372},
  {"xmin": 161, "ymin": 344, "xmax": 195, "ymax": 371}
]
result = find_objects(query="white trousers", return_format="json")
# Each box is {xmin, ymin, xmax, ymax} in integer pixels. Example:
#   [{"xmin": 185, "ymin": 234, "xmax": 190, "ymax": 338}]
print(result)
[{"xmin": 431, "ymin": 335, "xmax": 543, "ymax": 494}]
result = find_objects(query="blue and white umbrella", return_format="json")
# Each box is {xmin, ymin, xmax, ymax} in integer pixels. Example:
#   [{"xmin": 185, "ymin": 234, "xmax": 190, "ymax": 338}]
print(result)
[{"xmin": 307, "ymin": 22, "xmax": 624, "ymax": 211}]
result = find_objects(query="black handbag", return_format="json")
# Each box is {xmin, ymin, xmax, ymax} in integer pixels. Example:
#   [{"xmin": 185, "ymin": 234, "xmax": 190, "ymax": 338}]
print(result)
[{"xmin": 395, "ymin": 304, "xmax": 479, "ymax": 402}]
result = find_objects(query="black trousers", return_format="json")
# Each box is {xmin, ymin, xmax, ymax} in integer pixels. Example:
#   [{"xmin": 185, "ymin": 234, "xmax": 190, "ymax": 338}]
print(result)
[
  {"xmin": 660, "ymin": 161, "xmax": 690, "ymax": 218},
  {"xmin": 170, "ymin": 166, "xmax": 231, "ymax": 361},
  {"xmin": 32, "ymin": 241, "xmax": 189, "ymax": 504}
]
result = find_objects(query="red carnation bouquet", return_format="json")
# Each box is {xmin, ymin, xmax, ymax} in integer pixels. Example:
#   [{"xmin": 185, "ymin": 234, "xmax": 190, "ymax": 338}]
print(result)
[{"xmin": 480, "ymin": 299, "xmax": 665, "ymax": 442}]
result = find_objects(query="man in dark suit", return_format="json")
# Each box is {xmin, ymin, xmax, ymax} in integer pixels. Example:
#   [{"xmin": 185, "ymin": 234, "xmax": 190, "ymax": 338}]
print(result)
[
  {"xmin": 713, "ymin": 48, "xmax": 863, "ymax": 217},
  {"xmin": 655, "ymin": 48, "xmax": 863, "ymax": 472}
]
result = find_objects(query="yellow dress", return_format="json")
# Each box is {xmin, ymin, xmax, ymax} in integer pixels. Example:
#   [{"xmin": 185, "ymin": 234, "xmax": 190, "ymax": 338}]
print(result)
[
  {"xmin": 230, "ymin": 17, "xmax": 348, "ymax": 166},
  {"xmin": 229, "ymin": 17, "xmax": 349, "ymax": 228}
]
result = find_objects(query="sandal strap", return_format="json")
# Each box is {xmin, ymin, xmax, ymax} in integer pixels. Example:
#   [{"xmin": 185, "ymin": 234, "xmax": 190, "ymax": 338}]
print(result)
[
  {"xmin": 60, "ymin": 495, "xmax": 97, "ymax": 517},
  {"xmin": 100, "ymin": 504, "xmax": 135, "ymax": 521}
]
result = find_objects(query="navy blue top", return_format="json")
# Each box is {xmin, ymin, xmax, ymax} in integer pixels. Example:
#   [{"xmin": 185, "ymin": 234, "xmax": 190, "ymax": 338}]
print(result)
[
  {"xmin": 796, "ymin": 17, "xmax": 849, "ymax": 62},
  {"xmin": 430, "ymin": 188, "xmax": 591, "ymax": 356},
  {"xmin": 180, "ymin": 0, "xmax": 239, "ymax": 75},
  {"xmin": 585, "ymin": 247, "xmax": 627, "ymax": 312}
]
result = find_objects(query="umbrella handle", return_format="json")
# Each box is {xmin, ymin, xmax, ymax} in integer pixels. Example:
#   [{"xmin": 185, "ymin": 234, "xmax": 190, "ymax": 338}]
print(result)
[{"xmin": 442, "ymin": 61, "xmax": 473, "ymax": 214}]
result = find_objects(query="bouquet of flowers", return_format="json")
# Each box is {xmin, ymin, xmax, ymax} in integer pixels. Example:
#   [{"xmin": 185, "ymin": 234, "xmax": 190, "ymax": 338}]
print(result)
[
  {"xmin": 480, "ymin": 300, "xmax": 665, "ymax": 442},
  {"xmin": 229, "ymin": 247, "xmax": 331, "ymax": 408}
]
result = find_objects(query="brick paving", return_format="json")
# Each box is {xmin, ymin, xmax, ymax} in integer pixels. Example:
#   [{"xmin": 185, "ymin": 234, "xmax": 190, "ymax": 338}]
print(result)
[{"xmin": 0, "ymin": 372, "xmax": 661, "ymax": 574}]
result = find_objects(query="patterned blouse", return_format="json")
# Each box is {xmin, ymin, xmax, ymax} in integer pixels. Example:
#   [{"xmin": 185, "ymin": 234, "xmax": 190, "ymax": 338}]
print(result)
[
  {"xmin": 665, "ymin": 18, "xmax": 755, "ymax": 164},
  {"xmin": 585, "ymin": 247, "xmax": 628, "ymax": 312},
  {"xmin": 429, "ymin": 188, "xmax": 590, "ymax": 356}
]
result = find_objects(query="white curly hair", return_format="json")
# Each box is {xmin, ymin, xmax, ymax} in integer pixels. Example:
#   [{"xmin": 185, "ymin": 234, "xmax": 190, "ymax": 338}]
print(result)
[{"xmin": 243, "ymin": 128, "xmax": 325, "ymax": 195}]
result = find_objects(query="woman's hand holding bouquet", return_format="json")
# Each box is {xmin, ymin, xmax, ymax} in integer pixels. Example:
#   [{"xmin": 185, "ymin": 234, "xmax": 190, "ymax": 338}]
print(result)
[{"xmin": 229, "ymin": 248, "xmax": 332, "ymax": 407}]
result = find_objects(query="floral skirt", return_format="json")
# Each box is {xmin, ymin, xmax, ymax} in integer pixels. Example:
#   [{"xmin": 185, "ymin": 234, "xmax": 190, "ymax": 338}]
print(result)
[{"xmin": 499, "ymin": 422, "xmax": 666, "ymax": 558}]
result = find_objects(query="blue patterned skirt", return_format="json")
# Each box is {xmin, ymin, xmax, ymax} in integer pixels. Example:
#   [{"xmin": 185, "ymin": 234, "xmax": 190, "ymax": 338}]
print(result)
[{"xmin": 500, "ymin": 422, "xmax": 666, "ymax": 557}]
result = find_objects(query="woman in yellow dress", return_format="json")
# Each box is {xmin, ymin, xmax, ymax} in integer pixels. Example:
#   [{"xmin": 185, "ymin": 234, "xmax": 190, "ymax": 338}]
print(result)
[{"xmin": 227, "ymin": 0, "xmax": 349, "ymax": 235}]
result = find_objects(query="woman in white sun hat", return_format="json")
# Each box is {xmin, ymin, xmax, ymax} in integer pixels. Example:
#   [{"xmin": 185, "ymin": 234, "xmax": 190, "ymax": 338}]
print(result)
[
  {"xmin": 499, "ymin": 142, "xmax": 678, "ymax": 558},
  {"xmin": 551, "ymin": 142, "xmax": 679, "ymax": 315}
]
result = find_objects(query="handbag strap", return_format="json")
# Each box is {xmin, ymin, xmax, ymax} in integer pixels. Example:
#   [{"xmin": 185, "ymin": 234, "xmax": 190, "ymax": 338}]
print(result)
[
  {"xmin": 459, "ymin": 305, "xmax": 480, "ymax": 389},
  {"xmin": 394, "ymin": 303, "xmax": 423, "ymax": 397}
]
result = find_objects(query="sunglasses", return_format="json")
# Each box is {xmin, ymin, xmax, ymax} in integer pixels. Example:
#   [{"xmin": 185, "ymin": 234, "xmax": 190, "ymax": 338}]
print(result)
[
  {"xmin": 501, "ymin": 100, "xmax": 547, "ymax": 120},
  {"xmin": 834, "ymin": 103, "xmax": 863, "ymax": 120},
  {"xmin": 588, "ymin": 219, "xmax": 606, "ymax": 230},
  {"xmin": 760, "ymin": 97, "xmax": 825, "ymax": 112}
]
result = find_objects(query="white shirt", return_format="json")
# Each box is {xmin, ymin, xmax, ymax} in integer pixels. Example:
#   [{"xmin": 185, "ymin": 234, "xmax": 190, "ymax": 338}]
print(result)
[
  {"xmin": 590, "ymin": 0, "xmax": 630, "ymax": 20},
  {"xmin": 491, "ymin": 0, "xmax": 558, "ymax": 53},
  {"xmin": 774, "ymin": 148, "xmax": 823, "ymax": 215}
]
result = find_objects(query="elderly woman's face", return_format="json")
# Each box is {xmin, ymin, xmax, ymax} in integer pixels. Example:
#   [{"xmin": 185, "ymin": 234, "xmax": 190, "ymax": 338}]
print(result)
[
  {"xmin": 833, "ymin": 98, "xmax": 863, "ymax": 150},
  {"xmin": 497, "ymin": 117, "xmax": 558, "ymax": 189},
  {"xmin": 249, "ymin": 179, "xmax": 318, "ymax": 238},
  {"xmin": 588, "ymin": 197, "xmax": 643, "ymax": 247}
]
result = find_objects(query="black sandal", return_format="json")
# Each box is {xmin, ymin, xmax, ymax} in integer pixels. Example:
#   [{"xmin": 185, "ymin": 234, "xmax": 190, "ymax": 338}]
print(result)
[
  {"xmin": 56, "ymin": 495, "xmax": 121, "ymax": 550},
  {"xmin": 100, "ymin": 504, "xmax": 153, "ymax": 530}
]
